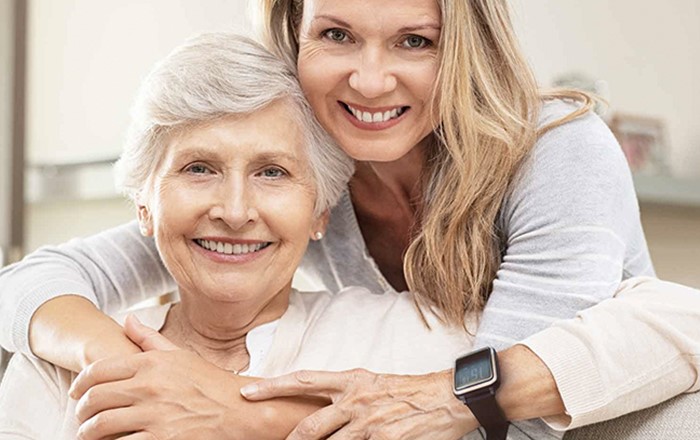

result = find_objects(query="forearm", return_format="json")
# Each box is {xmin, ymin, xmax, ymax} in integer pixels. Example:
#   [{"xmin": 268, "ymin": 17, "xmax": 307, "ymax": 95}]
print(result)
[
  {"xmin": 518, "ymin": 277, "xmax": 700, "ymax": 429},
  {"xmin": 30, "ymin": 295, "xmax": 140, "ymax": 372},
  {"xmin": 495, "ymin": 345, "xmax": 565, "ymax": 421},
  {"xmin": 0, "ymin": 222, "xmax": 175, "ymax": 356}
]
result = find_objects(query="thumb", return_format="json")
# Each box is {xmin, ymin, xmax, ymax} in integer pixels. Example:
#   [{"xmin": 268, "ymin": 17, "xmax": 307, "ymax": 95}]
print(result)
[{"xmin": 124, "ymin": 314, "xmax": 179, "ymax": 351}]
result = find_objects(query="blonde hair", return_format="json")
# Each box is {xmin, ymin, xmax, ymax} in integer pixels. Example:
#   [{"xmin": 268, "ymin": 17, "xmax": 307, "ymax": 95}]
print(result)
[{"xmin": 256, "ymin": 0, "xmax": 594, "ymax": 326}]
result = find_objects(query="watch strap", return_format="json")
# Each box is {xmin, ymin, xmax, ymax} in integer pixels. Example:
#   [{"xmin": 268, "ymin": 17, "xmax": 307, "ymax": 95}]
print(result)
[{"xmin": 462, "ymin": 388, "xmax": 509, "ymax": 440}]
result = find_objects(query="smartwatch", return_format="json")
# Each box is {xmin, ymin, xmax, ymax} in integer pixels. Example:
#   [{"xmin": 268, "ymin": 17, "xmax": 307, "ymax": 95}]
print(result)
[{"xmin": 452, "ymin": 347, "xmax": 509, "ymax": 440}]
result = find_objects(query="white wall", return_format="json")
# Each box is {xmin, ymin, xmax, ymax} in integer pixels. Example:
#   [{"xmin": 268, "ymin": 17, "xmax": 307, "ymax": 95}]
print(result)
[
  {"xmin": 27, "ymin": 0, "xmax": 251, "ymax": 165},
  {"xmin": 0, "ymin": 0, "xmax": 14, "ymax": 265},
  {"xmin": 511, "ymin": 0, "xmax": 700, "ymax": 178}
]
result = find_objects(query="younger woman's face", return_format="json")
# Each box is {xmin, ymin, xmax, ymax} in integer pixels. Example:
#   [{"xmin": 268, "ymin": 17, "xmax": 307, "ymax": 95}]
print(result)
[{"xmin": 297, "ymin": 0, "xmax": 441, "ymax": 163}]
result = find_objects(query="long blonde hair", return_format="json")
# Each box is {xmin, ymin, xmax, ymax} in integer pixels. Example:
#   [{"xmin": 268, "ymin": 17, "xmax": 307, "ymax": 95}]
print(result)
[{"xmin": 256, "ymin": 0, "xmax": 594, "ymax": 326}]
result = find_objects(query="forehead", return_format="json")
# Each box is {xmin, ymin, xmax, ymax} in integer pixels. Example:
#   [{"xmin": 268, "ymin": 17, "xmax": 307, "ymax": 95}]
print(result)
[
  {"xmin": 301, "ymin": 0, "xmax": 441, "ymax": 27},
  {"xmin": 167, "ymin": 101, "xmax": 305, "ymax": 161}
]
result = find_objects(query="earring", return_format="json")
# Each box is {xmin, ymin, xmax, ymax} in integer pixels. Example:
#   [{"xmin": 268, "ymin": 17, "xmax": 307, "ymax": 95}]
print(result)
[{"xmin": 314, "ymin": 232, "xmax": 324, "ymax": 240}]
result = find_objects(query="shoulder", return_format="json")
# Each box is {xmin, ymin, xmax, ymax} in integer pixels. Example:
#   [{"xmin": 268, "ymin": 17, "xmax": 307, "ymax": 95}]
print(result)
[
  {"xmin": 504, "ymin": 100, "xmax": 636, "ymax": 222},
  {"xmin": 532, "ymin": 100, "xmax": 628, "ymax": 177}
]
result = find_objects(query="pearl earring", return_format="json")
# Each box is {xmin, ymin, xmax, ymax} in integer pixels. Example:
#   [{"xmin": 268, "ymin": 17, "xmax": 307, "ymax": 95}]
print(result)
[{"xmin": 314, "ymin": 232, "xmax": 324, "ymax": 240}]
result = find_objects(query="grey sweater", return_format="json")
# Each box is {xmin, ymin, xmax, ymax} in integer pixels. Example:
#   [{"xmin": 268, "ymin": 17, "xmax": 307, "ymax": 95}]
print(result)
[{"xmin": 0, "ymin": 101, "xmax": 654, "ymax": 438}]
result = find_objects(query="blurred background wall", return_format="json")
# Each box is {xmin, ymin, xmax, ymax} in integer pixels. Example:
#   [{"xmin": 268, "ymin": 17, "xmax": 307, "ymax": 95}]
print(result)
[{"xmin": 1, "ymin": 0, "xmax": 698, "ymax": 287}]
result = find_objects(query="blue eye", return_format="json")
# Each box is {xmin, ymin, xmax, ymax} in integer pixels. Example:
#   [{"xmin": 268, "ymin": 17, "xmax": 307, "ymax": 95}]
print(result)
[
  {"xmin": 185, "ymin": 163, "xmax": 212, "ymax": 174},
  {"xmin": 401, "ymin": 35, "xmax": 431, "ymax": 49},
  {"xmin": 260, "ymin": 167, "xmax": 286, "ymax": 178},
  {"xmin": 324, "ymin": 28, "xmax": 350, "ymax": 43}
]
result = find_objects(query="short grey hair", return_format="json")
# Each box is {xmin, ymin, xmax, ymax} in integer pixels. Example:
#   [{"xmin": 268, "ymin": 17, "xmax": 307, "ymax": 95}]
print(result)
[{"xmin": 114, "ymin": 32, "xmax": 354, "ymax": 216}]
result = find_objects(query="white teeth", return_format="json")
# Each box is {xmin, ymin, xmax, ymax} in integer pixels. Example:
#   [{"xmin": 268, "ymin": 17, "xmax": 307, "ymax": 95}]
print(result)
[
  {"xmin": 196, "ymin": 239, "xmax": 266, "ymax": 256},
  {"xmin": 347, "ymin": 104, "xmax": 405, "ymax": 123}
]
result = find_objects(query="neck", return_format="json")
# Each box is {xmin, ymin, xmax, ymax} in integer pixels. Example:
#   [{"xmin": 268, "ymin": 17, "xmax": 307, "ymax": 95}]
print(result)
[
  {"xmin": 161, "ymin": 286, "xmax": 290, "ymax": 373},
  {"xmin": 352, "ymin": 135, "xmax": 432, "ymax": 215}
]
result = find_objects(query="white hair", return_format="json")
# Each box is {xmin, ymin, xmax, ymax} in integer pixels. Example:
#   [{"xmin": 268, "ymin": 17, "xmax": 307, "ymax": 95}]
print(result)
[{"xmin": 114, "ymin": 32, "xmax": 354, "ymax": 216}]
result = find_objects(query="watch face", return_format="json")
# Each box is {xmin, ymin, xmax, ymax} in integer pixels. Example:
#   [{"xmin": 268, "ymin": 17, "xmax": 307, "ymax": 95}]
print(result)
[{"xmin": 454, "ymin": 347, "xmax": 495, "ymax": 392}]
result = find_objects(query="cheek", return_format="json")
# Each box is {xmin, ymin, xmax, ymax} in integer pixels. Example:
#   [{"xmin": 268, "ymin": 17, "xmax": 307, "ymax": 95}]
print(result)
[
  {"xmin": 263, "ymin": 188, "xmax": 317, "ymax": 240},
  {"xmin": 152, "ymin": 181, "xmax": 207, "ymax": 233}
]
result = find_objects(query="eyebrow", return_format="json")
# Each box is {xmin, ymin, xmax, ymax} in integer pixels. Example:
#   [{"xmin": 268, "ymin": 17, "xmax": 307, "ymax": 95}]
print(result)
[
  {"xmin": 312, "ymin": 14, "xmax": 441, "ymax": 33},
  {"xmin": 173, "ymin": 147, "xmax": 302, "ymax": 164},
  {"xmin": 312, "ymin": 14, "xmax": 353, "ymax": 29}
]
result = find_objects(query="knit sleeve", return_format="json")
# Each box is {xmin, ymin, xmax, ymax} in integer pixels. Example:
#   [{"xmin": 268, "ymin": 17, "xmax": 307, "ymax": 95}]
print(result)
[
  {"xmin": 520, "ymin": 277, "xmax": 700, "ymax": 429},
  {"xmin": 0, "ymin": 221, "xmax": 175, "ymax": 355},
  {"xmin": 473, "ymin": 103, "xmax": 654, "ymax": 350}
]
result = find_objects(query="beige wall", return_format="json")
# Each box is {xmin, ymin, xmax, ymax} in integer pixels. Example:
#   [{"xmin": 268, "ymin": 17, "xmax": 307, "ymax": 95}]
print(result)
[
  {"xmin": 511, "ymin": 0, "xmax": 700, "ymax": 178},
  {"xmin": 27, "ymin": 0, "xmax": 250, "ymax": 165}
]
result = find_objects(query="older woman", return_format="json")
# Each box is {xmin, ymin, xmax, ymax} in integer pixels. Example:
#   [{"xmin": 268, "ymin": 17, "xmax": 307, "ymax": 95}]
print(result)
[{"xmin": 1, "ymin": 1, "xmax": 699, "ymax": 439}]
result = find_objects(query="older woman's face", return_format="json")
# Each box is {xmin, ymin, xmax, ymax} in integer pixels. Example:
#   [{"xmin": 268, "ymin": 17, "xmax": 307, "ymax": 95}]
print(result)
[
  {"xmin": 139, "ymin": 101, "xmax": 323, "ymax": 306},
  {"xmin": 297, "ymin": 0, "xmax": 441, "ymax": 162}
]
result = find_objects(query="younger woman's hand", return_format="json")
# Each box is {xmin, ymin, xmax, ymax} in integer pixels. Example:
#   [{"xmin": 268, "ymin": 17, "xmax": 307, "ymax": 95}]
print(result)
[{"xmin": 241, "ymin": 368, "xmax": 478, "ymax": 440}]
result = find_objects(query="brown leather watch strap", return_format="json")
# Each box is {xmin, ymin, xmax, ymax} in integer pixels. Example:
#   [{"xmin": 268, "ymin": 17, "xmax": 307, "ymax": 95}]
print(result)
[{"xmin": 463, "ymin": 388, "xmax": 509, "ymax": 440}]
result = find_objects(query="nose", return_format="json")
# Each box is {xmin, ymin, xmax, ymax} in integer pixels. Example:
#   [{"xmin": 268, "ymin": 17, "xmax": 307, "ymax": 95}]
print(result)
[
  {"xmin": 208, "ymin": 176, "xmax": 259, "ymax": 230},
  {"xmin": 348, "ymin": 48, "xmax": 397, "ymax": 99}
]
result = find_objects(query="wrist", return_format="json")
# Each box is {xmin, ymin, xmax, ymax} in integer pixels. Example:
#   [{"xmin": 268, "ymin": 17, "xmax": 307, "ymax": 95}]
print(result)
[
  {"xmin": 30, "ymin": 295, "xmax": 141, "ymax": 372},
  {"xmin": 436, "ymin": 369, "xmax": 481, "ymax": 434}
]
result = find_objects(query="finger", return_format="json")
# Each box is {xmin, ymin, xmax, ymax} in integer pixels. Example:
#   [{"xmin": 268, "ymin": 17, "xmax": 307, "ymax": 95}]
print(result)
[
  {"xmin": 241, "ymin": 369, "xmax": 360, "ymax": 401},
  {"xmin": 69, "ymin": 356, "xmax": 138, "ymax": 400},
  {"xmin": 124, "ymin": 314, "xmax": 179, "ymax": 352},
  {"xmin": 113, "ymin": 433, "xmax": 157, "ymax": 440},
  {"xmin": 78, "ymin": 407, "xmax": 148, "ymax": 440},
  {"xmin": 75, "ymin": 379, "xmax": 136, "ymax": 423},
  {"xmin": 286, "ymin": 405, "xmax": 350, "ymax": 440}
]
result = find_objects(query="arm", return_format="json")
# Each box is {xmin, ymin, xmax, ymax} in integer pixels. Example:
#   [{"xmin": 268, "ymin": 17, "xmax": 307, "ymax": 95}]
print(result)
[
  {"xmin": 476, "ymin": 104, "xmax": 653, "ymax": 350},
  {"xmin": 241, "ymin": 277, "xmax": 700, "ymax": 439},
  {"xmin": 0, "ymin": 221, "xmax": 175, "ymax": 371},
  {"xmin": 520, "ymin": 276, "xmax": 700, "ymax": 430}
]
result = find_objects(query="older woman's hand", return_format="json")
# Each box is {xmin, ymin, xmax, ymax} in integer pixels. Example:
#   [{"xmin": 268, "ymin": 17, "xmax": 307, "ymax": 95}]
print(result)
[
  {"xmin": 69, "ymin": 316, "xmax": 244, "ymax": 440},
  {"xmin": 70, "ymin": 315, "xmax": 326, "ymax": 440},
  {"xmin": 241, "ymin": 369, "xmax": 478, "ymax": 440}
]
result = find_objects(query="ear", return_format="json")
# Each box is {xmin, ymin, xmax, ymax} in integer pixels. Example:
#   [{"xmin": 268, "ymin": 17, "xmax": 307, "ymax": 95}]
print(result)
[
  {"xmin": 310, "ymin": 210, "xmax": 330, "ymax": 241},
  {"xmin": 137, "ymin": 205, "xmax": 154, "ymax": 237}
]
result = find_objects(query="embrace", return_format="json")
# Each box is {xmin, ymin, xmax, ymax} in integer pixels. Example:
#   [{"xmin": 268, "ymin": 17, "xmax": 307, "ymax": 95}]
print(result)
[{"xmin": 1, "ymin": 1, "xmax": 699, "ymax": 439}]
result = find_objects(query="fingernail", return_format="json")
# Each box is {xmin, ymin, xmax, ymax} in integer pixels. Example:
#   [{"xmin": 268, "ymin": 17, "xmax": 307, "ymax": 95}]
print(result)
[{"xmin": 240, "ymin": 384, "xmax": 258, "ymax": 397}]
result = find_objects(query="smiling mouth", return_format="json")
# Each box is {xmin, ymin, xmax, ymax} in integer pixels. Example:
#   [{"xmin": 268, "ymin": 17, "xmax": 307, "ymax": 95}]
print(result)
[
  {"xmin": 193, "ymin": 239, "xmax": 272, "ymax": 256},
  {"xmin": 340, "ymin": 102, "xmax": 409, "ymax": 123}
]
